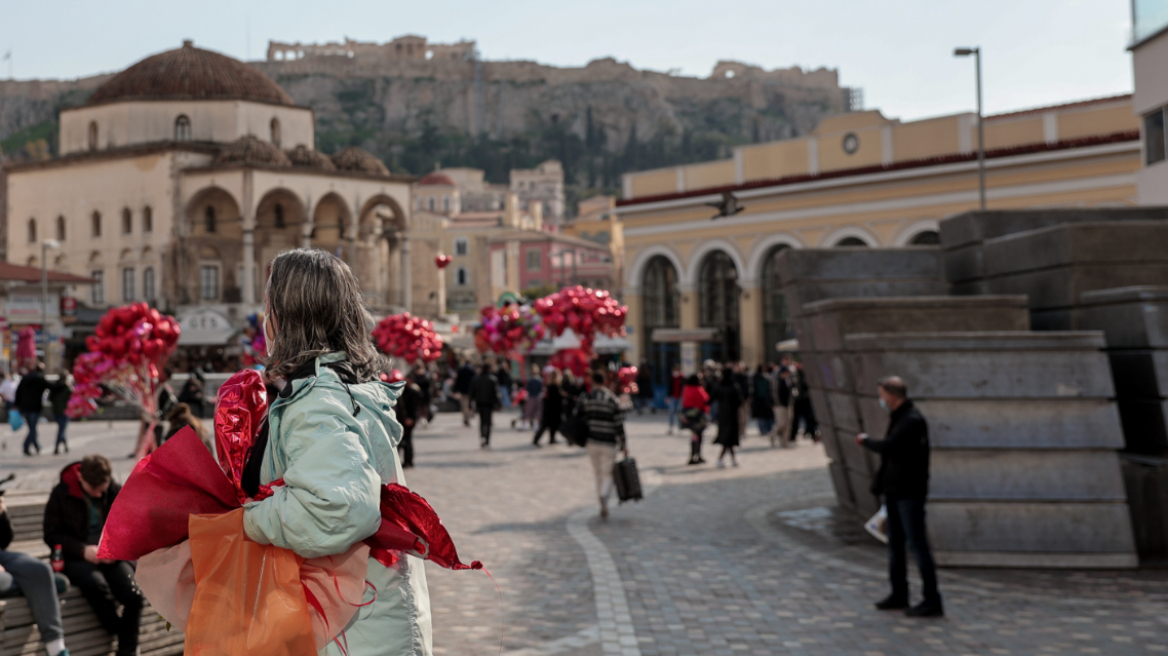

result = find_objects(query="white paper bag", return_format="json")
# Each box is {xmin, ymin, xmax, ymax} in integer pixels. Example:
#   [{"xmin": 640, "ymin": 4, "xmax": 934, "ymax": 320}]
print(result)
[{"xmin": 864, "ymin": 504, "xmax": 889, "ymax": 544}]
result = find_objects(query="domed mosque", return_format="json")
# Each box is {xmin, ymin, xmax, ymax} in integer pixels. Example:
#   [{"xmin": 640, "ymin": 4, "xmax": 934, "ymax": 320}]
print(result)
[{"xmin": 5, "ymin": 41, "xmax": 433, "ymax": 355}]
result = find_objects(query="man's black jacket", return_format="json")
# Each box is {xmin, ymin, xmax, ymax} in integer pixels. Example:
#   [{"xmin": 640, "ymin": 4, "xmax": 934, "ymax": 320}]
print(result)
[
  {"xmin": 861, "ymin": 399, "xmax": 930, "ymax": 499},
  {"xmin": 43, "ymin": 462, "xmax": 121, "ymax": 561}
]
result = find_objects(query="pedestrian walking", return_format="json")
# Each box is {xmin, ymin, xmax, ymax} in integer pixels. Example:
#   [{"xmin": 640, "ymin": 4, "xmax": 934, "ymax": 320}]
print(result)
[
  {"xmin": 790, "ymin": 362, "xmax": 819, "ymax": 442},
  {"xmin": 733, "ymin": 362, "xmax": 750, "ymax": 438},
  {"xmin": 0, "ymin": 371, "xmax": 19, "ymax": 424},
  {"xmin": 773, "ymin": 366, "xmax": 793, "ymax": 447},
  {"xmin": 517, "ymin": 365, "xmax": 543, "ymax": 430},
  {"xmin": 713, "ymin": 367, "xmax": 742, "ymax": 468},
  {"xmin": 44, "ymin": 455, "xmax": 145, "ymax": 656},
  {"xmin": 177, "ymin": 368, "xmax": 206, "ymax": 419},
  {"xmin": 666, "ymin": 363, "xmax": 684, "ymax": 435},
  {"xmin": 0, "ymin": 494, "xmax": 71, "ymax": 656},
  {"xmin": 49, "ymin": 369, "xmax": 73, "ymax": 455},
  {"xmin": 581, "ymin": 371, "xmax": 627, "ymax": 519},
  {"xmin": 15, "ymin": 362, "xmax": 55, "ymax": 456},
  {"xmin": 153, "ymin": 368, "xmax": 179, "ymax": 448},
  {"xmin": 634, "ymin": 359, "xmax": 654, "ymax": 415},
  {"xmin": 496, "ymin": 364, "xmax": 513, "ymax": 410},
  {"xmin": 681, "ymin": 374, "xmax": 709, "ymax": 465},
  {"xmin": 238, "ymin": 248, "xmax": 432, "ymax": 654},
  {"xmin": 858, "ymin": 375, "xmax": 943, "ymax": 618},
  {"xmin": 562, "ymin": 369, "xmax": 581, "ymax": 420},
  {"xmin": 533, "ymin": 369, "xmax": 564, "ymax": 446},
  {"xmin": 751, "ymin": 364, "xmax": 774, "ymax": 436},
  {"xmin": 454, "ymin": 360, "xmax": 476, "ymax": 427},
  {"xmin": 470, "ymin": 363, "xmax": 501, "ymax": 448},
  {"xmin": 391, "ymin": 370, "xmax": 423, "ymax": 468}
]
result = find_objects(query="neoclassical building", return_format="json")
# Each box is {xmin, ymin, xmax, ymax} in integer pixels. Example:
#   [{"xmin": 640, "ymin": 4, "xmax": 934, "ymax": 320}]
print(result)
[
  {"xmin": 615, "ymin": 94, "xmax": 1142, "ymax": 377},
  {"xmin": 5, "ymin": 40, "xmax": 420, "ymax": 331}
]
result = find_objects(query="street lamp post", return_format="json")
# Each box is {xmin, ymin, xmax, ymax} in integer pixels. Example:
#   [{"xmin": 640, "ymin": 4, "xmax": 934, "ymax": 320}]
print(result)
[
  {"xmin": 954, "ymin": 47, "xmax": 986, "ymax": 210},
  {"xmin": 40, "ymin": 239, "xmax": 60, "ymax": 366}
]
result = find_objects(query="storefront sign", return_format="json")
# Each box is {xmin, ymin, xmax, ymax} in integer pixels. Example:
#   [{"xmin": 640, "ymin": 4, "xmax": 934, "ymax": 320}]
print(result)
[
  {"xmin": 178, "ymin": 309, "xmax": 237, "ymax": 346},
  {"xmin": 60, "ymin": 296, "xmax": 77, "ymax": 317},
  {"xmin": 1, "ymin": 292, "xmax": 61, "ymax": 318}
]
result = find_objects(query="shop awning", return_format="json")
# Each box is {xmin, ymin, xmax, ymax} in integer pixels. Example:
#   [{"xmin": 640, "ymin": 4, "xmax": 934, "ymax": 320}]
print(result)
[
  {"xmin": 651, "ymin": 328, "xmax": 720, "ymax": 343},
  {"xmin": 177, "ymin": 309, "xmax": 239, "ymax": 346}
]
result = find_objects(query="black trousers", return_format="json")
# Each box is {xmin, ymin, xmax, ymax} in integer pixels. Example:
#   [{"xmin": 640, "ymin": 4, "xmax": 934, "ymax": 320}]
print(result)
[
  {"xmin": 792, "ymin": 397, "xmax": 818, "ymax": 435},
  {"xmin": 399, "ymin": 425, "xmax": 415, "ymax": 467},
  {"xmin": 885, "ymin": 496, "xmax": 941, "ymax": 605},
  {"xmin": 533, "ymin": 417, "xmax": 561, "ymax": 445},
  {"xmin": 478, "ymin": 409, "xmax": 493, "ymax": 443},
  {"xmin": 63, "ymin": 560, "xmax": 144, "ymax": 655},
  {"xmin": 690, "ymin": 430, "xmax": 704, "ymax": 459}
]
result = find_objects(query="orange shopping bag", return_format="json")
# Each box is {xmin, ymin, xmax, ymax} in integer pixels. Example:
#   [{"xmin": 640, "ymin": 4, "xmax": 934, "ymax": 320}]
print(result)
[{"xmin": 184, "ymin": 509, "xmax": 317, "ymax": 656}]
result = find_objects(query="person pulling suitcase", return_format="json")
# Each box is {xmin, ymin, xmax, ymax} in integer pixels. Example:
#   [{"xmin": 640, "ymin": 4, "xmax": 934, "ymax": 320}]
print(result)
[{"xmin": 581, "ymin": 371, "xmax": 627, "ymax": 519}]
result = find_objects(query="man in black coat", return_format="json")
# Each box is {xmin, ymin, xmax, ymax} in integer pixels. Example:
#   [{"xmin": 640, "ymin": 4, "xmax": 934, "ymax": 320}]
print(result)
[
  {"xmin": 469, "ymin": 363, "xmax": 500, "ymax": 447},
  {"xmin": 43, "ymin": 455, "xmax": 144, "ymax": 656},
  {"xmin": 454, "ymin": 361, "xmax": 477, "ymax": 427},
  {"xmin": 14, "ymin": 363, "xmax": 58, "ymax": 455},
  {"xmin": 857, "ymin": 375, "xmax": 942, "ymax": 618}
]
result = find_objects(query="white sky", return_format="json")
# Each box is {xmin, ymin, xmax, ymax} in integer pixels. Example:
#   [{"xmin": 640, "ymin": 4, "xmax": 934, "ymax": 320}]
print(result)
[{"xmin": 0, "ymin": 0, "xmax": 1135, "ymax": 121}]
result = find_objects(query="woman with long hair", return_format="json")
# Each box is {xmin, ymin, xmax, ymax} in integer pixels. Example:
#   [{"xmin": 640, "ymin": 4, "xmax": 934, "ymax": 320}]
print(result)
[
  {"xmin": 713, "ymin": 367, "xmax": 742, "ymax": 467},
  {"xmin": 239, "ymin": 249, "xmax": 431, "ymax": 656}
]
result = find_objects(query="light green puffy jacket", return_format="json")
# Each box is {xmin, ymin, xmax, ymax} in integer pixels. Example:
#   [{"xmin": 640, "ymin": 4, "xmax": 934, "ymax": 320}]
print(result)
[{"xmin": 243, "ymin": 353, "xmax": 432, "ymax": 656}]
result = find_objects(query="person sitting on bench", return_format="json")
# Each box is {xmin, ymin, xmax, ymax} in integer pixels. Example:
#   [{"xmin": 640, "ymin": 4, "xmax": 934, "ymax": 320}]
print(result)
[
  {"xmin": 44, "ymin": 456, "xmax": 143, "ymax": 656},
  {"xmin": 0, "ymin": 494, "xmax": 71, "ymax": 656}
]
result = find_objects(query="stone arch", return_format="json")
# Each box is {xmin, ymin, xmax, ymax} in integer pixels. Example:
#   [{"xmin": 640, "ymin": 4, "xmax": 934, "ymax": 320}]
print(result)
[
  {"xmin": 683, "ymin": 239, "xmax": 746, "ymax": 288},
  {"xmin": 641, "ymin": 255, "xmax": 681, "ymax": 388},
  {"xmin": 697, "ymin": 248, "xmax": 742, "ymax": 362},
  {"xmin": 625, "ymin": 244, "xmax": 685, "ymax": 292},
  {"xmin": 254, "ymin": 187, "xmax": 307, "ymax": 296},
  {"xmin": 746, "ymin": 233, "xmax": 804, "ymax": 280},
  {"xmin": 182, "ymin": 187, "xmax": 242, "ymax": 304},
  {"xmin": 355, "ymin": 193, "xmax": 408, "ymax": 310},
  {"xmin": 893, "ymin": 219, "xmax": 942, "ymax": 246},
  {"xmin": 821, "ymin": 226, "xmax": 879, "ymax": 247},
  {"xmin": 310, "ymin": 192, "xmax": 352, "ymax": 256}
]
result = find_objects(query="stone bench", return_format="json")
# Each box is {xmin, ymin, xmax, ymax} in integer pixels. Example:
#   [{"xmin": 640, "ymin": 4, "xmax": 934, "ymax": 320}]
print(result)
[{"xmin": 1, "ymin": 496, "xmax": 184, "ymax": 656}]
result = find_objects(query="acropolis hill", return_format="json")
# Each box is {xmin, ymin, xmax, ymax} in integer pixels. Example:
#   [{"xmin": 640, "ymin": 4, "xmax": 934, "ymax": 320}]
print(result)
[{"xmin": 0, "ymin": 34, "xmax": 853, "ymax": 194}]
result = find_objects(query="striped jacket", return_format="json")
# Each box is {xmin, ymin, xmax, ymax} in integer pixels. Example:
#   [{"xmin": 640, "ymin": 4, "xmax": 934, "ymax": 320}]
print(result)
[{"xmin": 581, "ymin": 387, "xmax": 626, "ymax": 444}]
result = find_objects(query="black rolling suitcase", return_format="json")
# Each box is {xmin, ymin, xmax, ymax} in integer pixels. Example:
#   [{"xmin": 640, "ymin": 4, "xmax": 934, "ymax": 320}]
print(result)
[{"xmin": 613, "ymin": 456, "xmax": 643, "ymax": 504}]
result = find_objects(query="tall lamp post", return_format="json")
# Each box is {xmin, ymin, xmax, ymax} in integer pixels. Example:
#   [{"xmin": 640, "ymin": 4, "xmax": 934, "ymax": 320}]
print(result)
[
  {"xmin": 40, "ymin": 239, "xmax": 60, "ymax": 367},
  {"xmin": 954, "ymin": 47, "xmax": 986, "ymax": 210}
]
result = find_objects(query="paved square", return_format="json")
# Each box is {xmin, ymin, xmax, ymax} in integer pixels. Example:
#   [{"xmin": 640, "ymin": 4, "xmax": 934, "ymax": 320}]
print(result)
[{"xmin": 6, "ymin": 412, "xmax": 1168, "ymax": 655}]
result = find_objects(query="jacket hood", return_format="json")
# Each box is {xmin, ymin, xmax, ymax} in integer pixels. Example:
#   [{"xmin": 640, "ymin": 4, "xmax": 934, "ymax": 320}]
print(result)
[{"xmin": 59, "ymin": 462, "xmax": 85, "ymax": 499}]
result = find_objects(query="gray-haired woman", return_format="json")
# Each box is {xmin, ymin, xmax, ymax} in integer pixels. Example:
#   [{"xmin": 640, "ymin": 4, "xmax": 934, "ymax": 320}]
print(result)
[{"xmin": 239, "ymin": 248, "xmax": 432, "ymax": 656}]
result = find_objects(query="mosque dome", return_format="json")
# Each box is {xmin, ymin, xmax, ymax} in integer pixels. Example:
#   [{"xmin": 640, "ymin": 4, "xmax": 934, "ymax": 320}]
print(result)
[
  {"xmin": 286, "ymin": 144, "xmax": 337, "ymax": 171},
  {"xmin": 331, "ymin": 147, "xmax": 390, "ymax": 176},
  {"xmin": 87, "ymin": 40, "xmax": 296, "ymax": 107},
  {"xmin": 214, "ymin": 135, "xmax": 292, "ymax": 166}
]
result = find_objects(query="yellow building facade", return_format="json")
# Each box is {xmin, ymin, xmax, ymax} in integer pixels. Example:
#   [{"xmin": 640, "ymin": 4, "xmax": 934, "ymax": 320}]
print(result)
[{"xmin": 614, "ymin": 95, "xmax": 1141, "ymax": 374}]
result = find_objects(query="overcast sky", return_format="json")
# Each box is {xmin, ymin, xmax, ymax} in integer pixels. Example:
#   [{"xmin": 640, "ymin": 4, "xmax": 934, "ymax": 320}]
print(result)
[{"xmin": 0, "ymin": 0, "xmax": 1134, "ymax": 121}]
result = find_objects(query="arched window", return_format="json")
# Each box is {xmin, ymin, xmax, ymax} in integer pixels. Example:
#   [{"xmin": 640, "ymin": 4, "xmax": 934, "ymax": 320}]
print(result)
[
  {"xmin": 56, "ymin": 215, "xmax": 66, "ymax": 241},
  {"xmin": 455, "ymin": 266, "xmax": 469, "ymax": 286},
  {"xmin": 174, "ymin": 115, "xmax": 191, "ymax": 141},
  {"xmin": 122, "ymin": 208, "xmax": 132, "ymax": 234},
  {"xmin": 270, "ymin": 118, "xmax": 281, "ymax": 147},
  {"xmin": 762, "ymin": 245, "xmax": 793, "ymax": 357},
  {"xmin": 88, "ymin": 121, "xmax": 98, "ymax": 151},
  {"xmin": 835, "ymin": 237, "xmax": 868, "ymax": 247},
  {"xmin": 27, "ymin": 218, "xmax": 36, "ymax": 244},
  {"xmin": 910, "ymin": 230, "xmax": 941, "ymax": 245},
  {"xmin": 699, "ymin": 251, "xmax": 741, "ymax": 362},
  {"xmin": 454, "ymin": 237, "xmax": 469, "ymax": 256},
  {"xmin": 443, "ymin": 196, "xmax": 451, "ymax": 212},
  {"xmin": 642, "ymin": 255, "xmax": 680, "ymax": 387},
  {"xmin": 92, "ymin": 211, "xmax": 102, "ymax": 237},
  {"xmin": 143, "ymin": 206, "xmax": 153, "ymax": 232},
  {"xmin": 143, "ymin": 267, "xmax": 156, "ymax": 301},
  {"xmin": 274, "ymin": 203, "xmax": 285, "ymax": 229},
  {"xmin": 205, "ymin": 206, "xmax": 217, "ymax": 233},
  {"xmin": 427, "ymin": 196, "xmax": 436, "ymax": 211}
]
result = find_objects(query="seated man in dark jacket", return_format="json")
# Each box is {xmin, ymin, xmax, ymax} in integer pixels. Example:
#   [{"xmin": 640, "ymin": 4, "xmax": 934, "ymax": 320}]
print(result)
[
  {"xmin": 858, "ymin": 375, "xmax": 943, "ymax": 618},
  {"xmin": 44, "ymin": 456, "xmax": 144, "ymax": 656},
  {"xmin": 0, "ymin": 495, "xmax": 71, "ymax": 656}
]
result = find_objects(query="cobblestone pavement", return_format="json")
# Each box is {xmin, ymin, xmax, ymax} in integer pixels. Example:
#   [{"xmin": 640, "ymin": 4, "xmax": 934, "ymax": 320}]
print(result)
[{"xmin": 5, "ymin": 412, "xmax": 1168, "ymax": 655}]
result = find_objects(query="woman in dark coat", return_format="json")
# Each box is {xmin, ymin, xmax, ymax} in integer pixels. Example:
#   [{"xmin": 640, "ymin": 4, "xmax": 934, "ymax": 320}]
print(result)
[
  {"xmin": 751, "ymin": 365, "xmax": 775, "ymax": 436},
  {"xmin": 713, "ymin": 367, "xmax": 742, "ymax": 467},
  {"xmin": 533, "ymin": 369, "xmax": 564, "ymax": 446}
]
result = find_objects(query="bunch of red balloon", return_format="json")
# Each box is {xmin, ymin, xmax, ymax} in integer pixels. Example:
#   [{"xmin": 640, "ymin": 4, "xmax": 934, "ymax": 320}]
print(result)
[
  {"xmin": 372, "ymin": 313, "xmax": 443, "ymax": 364},
  {"xmin": 533, "ymin": 286, "xmax": 628, "ymax": 355},
  {"xmin": 68, "ymin": 303, "xmax": 181, "ymax": 421},
  {"xmin": 617, "ymin": 366, "xmax": 639, "ymax": 395},
  {"xmin": 473, "ymin": 304, "xmax": 545, "ymax": 355}
]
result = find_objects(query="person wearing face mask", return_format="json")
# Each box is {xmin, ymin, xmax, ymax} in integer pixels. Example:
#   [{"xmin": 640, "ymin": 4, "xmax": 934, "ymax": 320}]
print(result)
[{"xmin": 856, "ymin": 375, "xmax": 942, "ymax": 619}]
